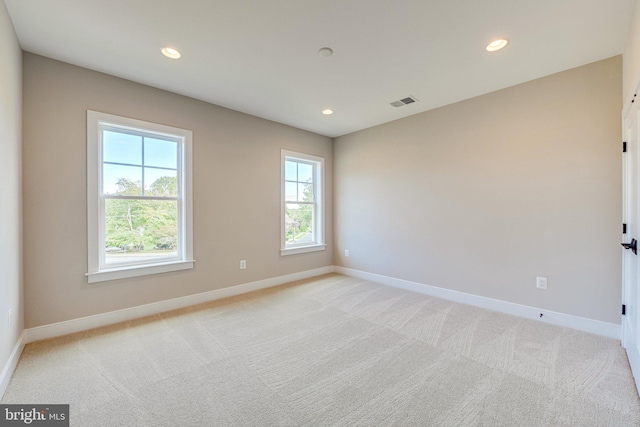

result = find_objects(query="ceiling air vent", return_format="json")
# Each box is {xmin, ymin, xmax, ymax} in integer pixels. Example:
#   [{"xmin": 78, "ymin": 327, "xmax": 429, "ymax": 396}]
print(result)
[{"xmin": 390, "ymin": 96, "xmax": 418, "ymax": 108}]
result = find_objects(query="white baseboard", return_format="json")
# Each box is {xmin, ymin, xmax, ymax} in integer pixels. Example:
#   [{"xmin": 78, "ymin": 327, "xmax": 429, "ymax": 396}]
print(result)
[
  {"xmin": 8, "ymin": 264, "xmax": 619, "ymax": 397},
  {"xmin": 0, "ymin": 331, "xmax": 26, "ymax": 400},
  {"xmin": 335, "ymin": 266, "xmax": 621, "ymax": 340},
  {"xmin": 25, "ymin": 266, "xmax": 334, "ymax": 344}
]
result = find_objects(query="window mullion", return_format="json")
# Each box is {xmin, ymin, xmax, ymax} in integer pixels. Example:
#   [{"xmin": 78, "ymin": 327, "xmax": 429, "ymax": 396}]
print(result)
[
  {"xmin": 141, "ymin": 136, "xmax": 145, "ymax": 196},
  {"xmin": 104, "ymin": 195, "xmax": 179, "ymax": 201}
]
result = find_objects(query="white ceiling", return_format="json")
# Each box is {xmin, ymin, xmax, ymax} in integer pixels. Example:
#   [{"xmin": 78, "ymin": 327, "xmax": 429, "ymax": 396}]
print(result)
[{"xmin": 4, "ymin": 0, "xmax": 635, "ymax": 138}]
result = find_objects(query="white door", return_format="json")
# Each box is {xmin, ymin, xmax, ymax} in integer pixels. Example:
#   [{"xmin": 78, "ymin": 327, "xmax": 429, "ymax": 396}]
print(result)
[{"xmin": 622, "ymin": 89, "xmax": 640, "ymax": 389}]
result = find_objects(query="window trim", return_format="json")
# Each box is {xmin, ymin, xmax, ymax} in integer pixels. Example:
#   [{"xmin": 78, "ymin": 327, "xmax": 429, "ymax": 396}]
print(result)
[
  {"xmin": 86, "ymin": 110, "xmax": 194, "ymax": 283},
  {"xmin": 281, "ymin": 150, "xmax": 325, "ymax": 256}
]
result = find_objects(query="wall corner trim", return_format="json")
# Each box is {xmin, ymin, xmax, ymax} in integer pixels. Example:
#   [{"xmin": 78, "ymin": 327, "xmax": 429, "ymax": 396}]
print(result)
[
  {"xmin": 334, "ymin": 266, "xmax": 621, "ymax": 340},
  {"xmin": 0, "ymin": 331, "xmax": 26, "ymax": 401},
  {"xmin": 24, "ymin": 266, "xmax": 335, "ymax": 344}
]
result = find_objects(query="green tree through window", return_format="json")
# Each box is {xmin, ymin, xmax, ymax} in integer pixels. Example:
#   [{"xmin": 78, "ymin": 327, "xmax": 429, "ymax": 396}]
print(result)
[
  {"xmin": 104, "ymin": 177, "xmax": 178, "ymax": 253},
  {"xmin": 285, "ymin": 181, "xmax": 313, "ymax": 244}
]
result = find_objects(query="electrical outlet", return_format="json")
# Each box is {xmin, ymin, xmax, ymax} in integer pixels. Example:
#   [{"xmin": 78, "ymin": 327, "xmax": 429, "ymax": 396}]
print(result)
[
  {"xmin": 240, "ymin": 260, "xmax": 246, "ymax": 269},
  {"xmin": 536, "ymin": 276, "xmax": 547, "ymax": 289},
  {"xmin": 345, "ymin": 250, "xmax": 350, "ymax": 257}
]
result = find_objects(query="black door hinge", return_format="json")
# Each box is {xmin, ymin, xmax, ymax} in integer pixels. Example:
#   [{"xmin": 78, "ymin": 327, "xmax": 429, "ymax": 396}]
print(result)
[
  {"xmin": 624, "ymin": 141, "xmax": 627, "ymax": 152},
  {"xmin": 624, "ymin": 223, "xmax": 627, "ymax": 234},
  {"xmin": 623, "ymin": 304, "xmax": 626, "ymax": 315}
]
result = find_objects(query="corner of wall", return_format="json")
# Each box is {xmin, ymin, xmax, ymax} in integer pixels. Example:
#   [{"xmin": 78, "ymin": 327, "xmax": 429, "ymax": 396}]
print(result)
[{"xmin": 0, "ymin": 0, "xmax": 25, "ymax": 402}]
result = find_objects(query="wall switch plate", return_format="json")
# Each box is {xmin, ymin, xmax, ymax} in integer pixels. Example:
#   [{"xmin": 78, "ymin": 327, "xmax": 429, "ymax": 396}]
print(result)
[
  {"xmin": 536, "ymin": 276, "xmax": 547, "ymax": 289},
  {"xmin": 240, "ymin": 260, "xmax": 246, "ymax": 269},
  {"xmin": 345, "ymin": 250, "xmax": 349, "ymax": 257}
]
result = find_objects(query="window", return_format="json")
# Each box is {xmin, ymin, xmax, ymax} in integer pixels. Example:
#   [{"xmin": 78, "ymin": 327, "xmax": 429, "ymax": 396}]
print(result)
[
  {"xmin": 281, "ymin": 150, "xmax": 325, "ymax": 255},
  {"xmin": 87, "ymin": 111, "xmax": 193, "ymax": 283}
]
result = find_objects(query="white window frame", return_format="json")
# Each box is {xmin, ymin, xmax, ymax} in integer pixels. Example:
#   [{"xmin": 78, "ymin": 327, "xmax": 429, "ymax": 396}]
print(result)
[
  {"xmin": 281, "ymin": 150, "xmax": 325, "ymax": 256},
  {"xmin": 86, "ymin": 111, "xmax": 194, "ymax": 283}
]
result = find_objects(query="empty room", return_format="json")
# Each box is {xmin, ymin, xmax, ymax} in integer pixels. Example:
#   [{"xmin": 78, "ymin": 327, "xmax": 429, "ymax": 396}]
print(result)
[{"xmin": 3, "ymin": 0, "xmax": 640, "ymax": 425}]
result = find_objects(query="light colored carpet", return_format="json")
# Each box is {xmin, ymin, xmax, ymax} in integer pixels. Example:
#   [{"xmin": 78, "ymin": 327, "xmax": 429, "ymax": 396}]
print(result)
[{"xmin": 2, "ymin": 273, "xmax": 639, "ymax": 426}]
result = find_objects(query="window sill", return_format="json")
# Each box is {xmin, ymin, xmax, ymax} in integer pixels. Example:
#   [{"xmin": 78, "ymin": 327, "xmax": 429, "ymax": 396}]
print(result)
[
  {"xmin": 86, "ymin": 260, "xmax": 195, "ymax": 283},
  {"xmin": 280, "ymin": 244, "xmax": 326, "ymax": 256}
]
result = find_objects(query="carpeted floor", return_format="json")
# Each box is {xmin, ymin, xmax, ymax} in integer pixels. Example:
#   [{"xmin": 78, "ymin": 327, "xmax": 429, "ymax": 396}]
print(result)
[{"xmin": 3, "ymin": 273, "xmax": 640, "ymax": 426}]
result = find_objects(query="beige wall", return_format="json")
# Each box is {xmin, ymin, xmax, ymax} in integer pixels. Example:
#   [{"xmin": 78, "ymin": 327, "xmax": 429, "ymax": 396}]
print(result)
[
  {"xmin": 22, "ymin": 53, "xmax": 333, "ymax": 328},
  {"xmin": 334, "ymin": 56, "xmax": 622, "ymax": 324},
  {"xmin": 624, "ymin": 0, "xmax": 640, "ymax": 100},
  {"xmin": 0, "ymin": 1, "xmax": 23, "ymax": 372}
]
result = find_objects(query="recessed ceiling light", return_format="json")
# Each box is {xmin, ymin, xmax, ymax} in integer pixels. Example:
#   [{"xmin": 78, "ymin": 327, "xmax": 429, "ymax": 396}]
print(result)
[
  {"xmin": 322, "ymin": 109, "xmax": 334, "ymax": 115},
  {"xmin": 161, "ymin": 47, "xmax": 182, "ymax": 59},
  {"xmin": 318, "ymin": 47, "xmax": 333, "ymax": 57},
  {"xmin": 486, "ymin": 39, "xmax": 508, "ymax": 52}
]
